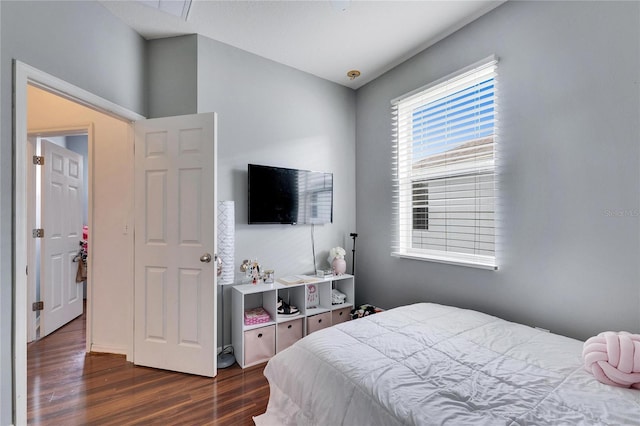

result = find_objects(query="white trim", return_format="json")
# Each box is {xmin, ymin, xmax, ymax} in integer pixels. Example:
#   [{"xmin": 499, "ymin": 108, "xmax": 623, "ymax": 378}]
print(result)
[
  {"xmin": 14, "ymin": 61, "xmax": 29, "ymax": 425},
  {"xmin": 26, "ymin": 136, "xmax": 36, "ymax": 343},
  {"xmin": 13, "ymin": 60, "xmax": 143, "ymax": 426},
  {"xmin": 28, "ymin": 126, "xmax": 91, "ymax": 137},
  {"xmin": 392, "ymin": 251, "xmax": 497, "ymax": 271},
  {"xmin": 126, "ymin": 123, "xmax": 135, "ymax": 363},
  {"xmin": 390, "ymin": 54, "xmax": 498, "ymax": 105},
  {"xmin": 23, "ymin": 64, "xmax": 144, "ymax": 123}
]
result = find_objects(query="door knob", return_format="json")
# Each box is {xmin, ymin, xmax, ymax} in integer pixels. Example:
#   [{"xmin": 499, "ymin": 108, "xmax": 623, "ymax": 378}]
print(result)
[{"xmin": 200, "ymin": 253, "xmax": 212, "ymax": 263}]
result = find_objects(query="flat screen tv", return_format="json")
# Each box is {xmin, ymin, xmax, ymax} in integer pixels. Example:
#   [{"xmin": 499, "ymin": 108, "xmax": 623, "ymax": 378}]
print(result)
[{"xmin": 248, "ymin": 164, "xmax": 333, "ymax": 225}]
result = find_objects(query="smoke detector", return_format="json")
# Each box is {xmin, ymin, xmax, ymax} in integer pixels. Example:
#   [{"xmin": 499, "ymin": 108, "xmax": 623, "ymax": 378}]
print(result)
[{"xmin": 347, "ymin": 70, "xmax": 361, "ymax": 80}]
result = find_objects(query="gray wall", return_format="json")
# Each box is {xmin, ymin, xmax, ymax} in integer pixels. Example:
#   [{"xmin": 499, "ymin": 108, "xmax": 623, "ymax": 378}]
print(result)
[
  {"xmin": 147, "ymin": 35, "xmax": 357, "ymax": 348},
  {"xmin": 355, "ymin": 0, "xmax": 640, "ymax": 341},
  {"xmin": 146, "ymin": 35, "xmax": 198, "ymax": 118},
  {"xmin": 0, "ymin": 1, "xmax": 146, "ymax": 422},
  {"xmin": 195, "ymin": 34, "xmax": 356, "ymax": 277},
  {"xmin": 197, "ymin": 35, "xmax": 356, "ymax": 347}
]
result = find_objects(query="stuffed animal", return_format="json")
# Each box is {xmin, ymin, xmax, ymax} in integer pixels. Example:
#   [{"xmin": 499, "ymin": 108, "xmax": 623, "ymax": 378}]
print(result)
[{"xmin": 350, "ymin": 304, "xmax": 384, "ymax": 319}]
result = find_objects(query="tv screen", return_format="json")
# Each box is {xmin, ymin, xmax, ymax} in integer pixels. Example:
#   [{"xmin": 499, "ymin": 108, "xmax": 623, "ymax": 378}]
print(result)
[{"xmin": 248, "ymin": 164, "xmax": 333, "ymax": 225}]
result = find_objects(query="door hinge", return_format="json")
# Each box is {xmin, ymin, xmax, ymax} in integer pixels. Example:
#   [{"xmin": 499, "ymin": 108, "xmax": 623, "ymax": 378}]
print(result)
[
  {"xmin": 32, "ymin": 301, "xmax": 44, "ymax": 311},
  {"xmin": 33, "ymin": 155, "xmax": 45, "ymax": 165},
  {"xmin": 32, "ymin": 228, "xmax": 45, "ymax": 238}
]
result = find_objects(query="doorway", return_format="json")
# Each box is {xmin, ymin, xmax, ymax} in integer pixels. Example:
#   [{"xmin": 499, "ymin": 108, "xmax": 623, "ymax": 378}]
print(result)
[
  {"xmin": 14, "ymin": 62, "xmax": 219, "ymax": 426},
  {"xmin": 14, "ymin": 61, "xmax": 144, "ymax": 425}
]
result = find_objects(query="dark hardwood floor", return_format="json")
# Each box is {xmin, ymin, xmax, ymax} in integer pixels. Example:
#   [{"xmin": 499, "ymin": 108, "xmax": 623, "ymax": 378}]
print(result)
[{"xmin": 27, "ymin": 308, "xmax": 270, "ymax": 425}]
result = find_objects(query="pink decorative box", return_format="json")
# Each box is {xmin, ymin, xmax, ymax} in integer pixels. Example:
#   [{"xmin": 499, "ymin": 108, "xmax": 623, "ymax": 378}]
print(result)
[{"xmin": 244, "ymin": 307, "xmax": 271, "ymax": 326}]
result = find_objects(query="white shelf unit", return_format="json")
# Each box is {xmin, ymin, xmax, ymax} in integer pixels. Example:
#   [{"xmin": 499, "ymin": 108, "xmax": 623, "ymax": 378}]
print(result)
[{"xmin": 232, "ymin": 274, "xmax": 355, "ymax": 368}]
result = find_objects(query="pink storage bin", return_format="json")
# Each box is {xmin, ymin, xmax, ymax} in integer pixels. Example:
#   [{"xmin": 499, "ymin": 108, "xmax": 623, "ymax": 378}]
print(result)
[
  {"xmin": 277, "ymin": 318, "xmax": 303, "ymax": 353},
  {"xmin": 244, "ymin": 307, "xmax": 271, "ymax": 326},
  {"xmin": 244, "ymin": 325, "xmax": 275, "ymax": 366},
  {"xmin": 307, "ymin": 311, "xmax": 332, "ymax": 334}
]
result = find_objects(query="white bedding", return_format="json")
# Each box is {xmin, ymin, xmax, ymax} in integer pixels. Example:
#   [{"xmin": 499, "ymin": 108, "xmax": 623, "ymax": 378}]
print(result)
[{"xmin": 255, "ymin": 303, "xmax": 640, "ymax": 425}]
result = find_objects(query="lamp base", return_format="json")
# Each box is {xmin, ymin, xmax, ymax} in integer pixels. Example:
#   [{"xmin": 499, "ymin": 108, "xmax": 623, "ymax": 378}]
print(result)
[{"xmin": 217, "ymin": 352, "xmax": 236, "ymax": 369}]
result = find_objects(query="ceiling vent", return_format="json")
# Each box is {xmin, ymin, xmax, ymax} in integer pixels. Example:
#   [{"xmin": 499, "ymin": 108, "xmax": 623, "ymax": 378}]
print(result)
[{"xmin": 137, "ymin": 0, "xmax": 192, "ymax": 21}]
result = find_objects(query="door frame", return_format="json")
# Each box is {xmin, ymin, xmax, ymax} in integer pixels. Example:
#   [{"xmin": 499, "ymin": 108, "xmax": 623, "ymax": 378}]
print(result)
[
  {"xmin": 27, "ymin": 126, "xmax": 93, "ymax": 343},
  {"xmin": 13, "ymin": 60, "xmax": 144, "ymax": 425}
]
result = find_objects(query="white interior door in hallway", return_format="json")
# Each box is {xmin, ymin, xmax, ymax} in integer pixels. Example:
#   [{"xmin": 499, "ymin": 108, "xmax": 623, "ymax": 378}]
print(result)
[
  {"xmin": 38, "ymin": 138, "xmax": 84, "ymax": 337},
  {"xmin": 134, "ymin": 113, "xmax": 218, "ymax": 378}
]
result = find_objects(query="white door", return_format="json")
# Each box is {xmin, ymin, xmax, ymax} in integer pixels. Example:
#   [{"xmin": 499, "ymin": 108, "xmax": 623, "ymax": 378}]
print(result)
[
  {"xmin": 134, "ymin": 113, "xmax": 217, "ymax": 377},
  {"xmin": 40, "ymin": 139, "xmax": 84, "ymax": 337}
]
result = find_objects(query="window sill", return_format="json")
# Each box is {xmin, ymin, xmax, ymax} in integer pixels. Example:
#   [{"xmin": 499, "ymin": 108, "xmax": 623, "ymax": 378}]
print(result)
[{"xmin": 391, "ymin": 251, "xmax": 497, "ymax": 271}]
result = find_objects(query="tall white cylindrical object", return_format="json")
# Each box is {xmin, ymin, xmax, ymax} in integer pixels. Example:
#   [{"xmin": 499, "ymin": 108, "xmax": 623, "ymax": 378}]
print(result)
[{"xmin": 217, "ymin": 201, "xmax": 235, "ymax": 285}]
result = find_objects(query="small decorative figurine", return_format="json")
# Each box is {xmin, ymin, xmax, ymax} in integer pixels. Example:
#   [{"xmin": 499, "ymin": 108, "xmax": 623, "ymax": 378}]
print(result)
[
  {"xmin": 249, "ymin": 260, "xmax": 261, "ymax": 284},
  {"xmin": 240, "ymin": 259, "xmax": 262, "ymax": 284}
]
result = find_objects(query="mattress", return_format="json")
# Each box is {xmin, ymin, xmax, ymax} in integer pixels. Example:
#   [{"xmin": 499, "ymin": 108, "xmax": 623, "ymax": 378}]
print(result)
[{"xmin": 255, "ymin": 303, "xmax": 640, "ymax": 425}]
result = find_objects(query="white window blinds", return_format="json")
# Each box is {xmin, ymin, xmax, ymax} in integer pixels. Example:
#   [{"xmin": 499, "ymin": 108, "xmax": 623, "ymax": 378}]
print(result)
[{"xmin": 391, "ymin": 57, "xmax": 498, "ymax": 269}]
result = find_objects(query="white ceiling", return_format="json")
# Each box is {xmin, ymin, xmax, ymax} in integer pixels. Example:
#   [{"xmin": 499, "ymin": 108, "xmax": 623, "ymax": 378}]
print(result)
[{"xmin": 99, "ymin": 0, "xmax": 504, "ymax": 89}]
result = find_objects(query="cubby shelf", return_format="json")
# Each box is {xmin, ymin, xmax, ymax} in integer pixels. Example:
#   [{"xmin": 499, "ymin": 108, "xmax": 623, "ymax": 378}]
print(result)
[{"xmin": 232, "ymin": 274, "xmax": 355, "ymax": 368}]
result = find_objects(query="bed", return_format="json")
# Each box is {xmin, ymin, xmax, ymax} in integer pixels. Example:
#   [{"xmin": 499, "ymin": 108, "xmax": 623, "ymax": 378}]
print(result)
[{"xmin": 254, "ymin": 303, "xmax": 640, "ymax": 425}]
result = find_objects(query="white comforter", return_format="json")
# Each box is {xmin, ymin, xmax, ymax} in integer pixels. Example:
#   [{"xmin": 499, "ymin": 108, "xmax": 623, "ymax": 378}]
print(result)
[{"xmin": 255, "ymin": 303, "xmax": 640, "ymax": 425}]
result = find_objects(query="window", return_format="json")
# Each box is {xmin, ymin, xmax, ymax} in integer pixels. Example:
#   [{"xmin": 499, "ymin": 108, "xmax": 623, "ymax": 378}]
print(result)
[
  {"xmin": 412, "ymin": 181, "xmax": 429, "ymax": 230},
  {"xmin": 391, "ymin": 57, "xmax": 498, "ymax": 269}
]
